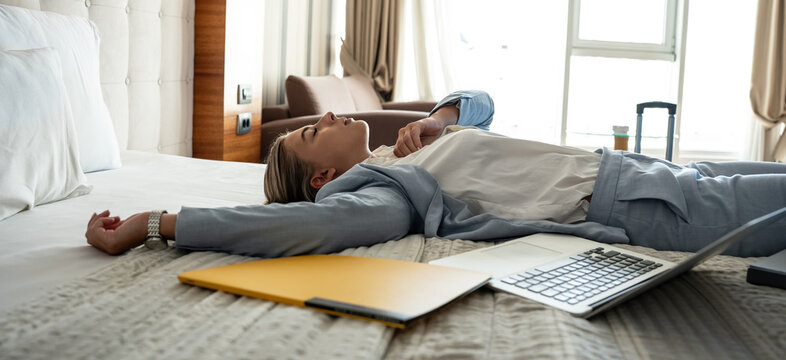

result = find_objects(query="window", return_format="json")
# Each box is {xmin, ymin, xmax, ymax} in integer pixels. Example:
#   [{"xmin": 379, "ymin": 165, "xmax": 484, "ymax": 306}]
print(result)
[
  {"xmin": 563, "ymin": 0, "xmax": 681, "ymax": 156},
  {"xmin": 394, "ymin": 1, "xmax": 758, "ymax": 161},
  {"xmin": 563, "ymin": 0, "xmax": 756, "ymax": 161}
]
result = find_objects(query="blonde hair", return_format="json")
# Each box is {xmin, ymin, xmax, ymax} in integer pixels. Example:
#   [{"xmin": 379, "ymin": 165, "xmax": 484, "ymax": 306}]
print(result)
[{"xmin": 263, "ymin": 134, "xmax": 319, "ymax": 204}]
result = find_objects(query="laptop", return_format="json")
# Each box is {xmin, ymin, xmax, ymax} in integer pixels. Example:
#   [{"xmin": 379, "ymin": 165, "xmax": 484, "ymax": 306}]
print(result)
[{"xmin": 430, "ymin": 206, "xmax": 786, "ymax": 318}]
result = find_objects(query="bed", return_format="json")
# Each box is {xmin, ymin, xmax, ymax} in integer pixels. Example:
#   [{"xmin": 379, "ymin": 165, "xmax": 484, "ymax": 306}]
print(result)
[{"xmin": 1, "ymin": 1, "xmax": 785, "ymax": 359}]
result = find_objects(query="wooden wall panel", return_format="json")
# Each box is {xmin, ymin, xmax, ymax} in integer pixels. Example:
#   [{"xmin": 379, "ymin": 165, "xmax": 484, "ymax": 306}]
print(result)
[{"xmin": 193, "ymin": 0, "xmax": 263, "ymax": 162}]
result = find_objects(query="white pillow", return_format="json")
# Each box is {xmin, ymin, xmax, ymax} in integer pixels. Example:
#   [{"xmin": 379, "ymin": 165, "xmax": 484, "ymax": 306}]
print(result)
[
  {"xmin": 0, "ymin": 48, "xmax": 92, "ymax": 221},
  {"xmin": 0, "ymin": 4, "xmax": 121, "ymax": 173}
]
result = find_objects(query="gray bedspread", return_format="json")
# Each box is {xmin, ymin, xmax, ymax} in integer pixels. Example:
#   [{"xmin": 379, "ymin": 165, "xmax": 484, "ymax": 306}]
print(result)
[{"xmin": 1, "ymin": 235, "xmax": 784, "ymax": 360}]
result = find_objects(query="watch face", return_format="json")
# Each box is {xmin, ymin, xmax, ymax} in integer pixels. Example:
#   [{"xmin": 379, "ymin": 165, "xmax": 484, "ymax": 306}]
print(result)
[{"xmin": 145, "ymin": 237, "xmax": 168, "ymax": 250}]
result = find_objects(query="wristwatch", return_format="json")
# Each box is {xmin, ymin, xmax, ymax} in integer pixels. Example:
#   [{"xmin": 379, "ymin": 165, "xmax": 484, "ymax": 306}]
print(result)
[{"xmin": 144, "ymin": 210, "xmax": 169, "ymax": 250}]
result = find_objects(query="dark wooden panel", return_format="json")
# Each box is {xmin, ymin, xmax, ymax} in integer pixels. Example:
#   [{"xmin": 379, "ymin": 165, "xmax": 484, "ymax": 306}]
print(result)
[
  {"xmin": 193, "ymin": 0, "xmax": 226, "ymax": 160},
  {"xmin": 193, "ymin": 0, "xmax": 263, "ymax": 163}
]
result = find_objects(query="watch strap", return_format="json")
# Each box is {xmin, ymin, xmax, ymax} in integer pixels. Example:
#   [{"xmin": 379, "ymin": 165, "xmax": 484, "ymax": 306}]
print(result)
[{"xmin": 144, "ymin": 210, "xmax": 168, "ymax": 250}]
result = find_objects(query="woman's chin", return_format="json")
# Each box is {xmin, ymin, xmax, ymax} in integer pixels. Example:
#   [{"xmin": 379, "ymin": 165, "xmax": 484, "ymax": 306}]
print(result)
[
  {"xmin": 355, "ymin": 119, "xmax": 370, "ymax": 134},
  {"xmin": 355, "ymin": 120, "xmax": 372, "ymax": 151}
]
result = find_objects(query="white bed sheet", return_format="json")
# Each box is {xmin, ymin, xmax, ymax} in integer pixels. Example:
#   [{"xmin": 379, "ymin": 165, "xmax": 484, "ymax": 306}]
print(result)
[{"xmin": 0, "ymin": 151, "xmax": 266, "ymax": 312}]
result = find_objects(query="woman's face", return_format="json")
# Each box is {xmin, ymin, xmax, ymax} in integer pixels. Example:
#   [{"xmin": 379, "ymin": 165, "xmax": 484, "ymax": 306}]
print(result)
[{"xmin": 284, "ymin": 111, "xmax": 372, "ymax": 180}]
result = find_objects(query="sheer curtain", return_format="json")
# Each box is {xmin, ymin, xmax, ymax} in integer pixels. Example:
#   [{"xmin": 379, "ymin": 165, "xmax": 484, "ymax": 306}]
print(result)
[
  {"xmin": 396, "ymin": 0, "xmax": 568, "ymax": 143},
  {"xmin": 679, "ymin": 0, "xmax": 757, "ymax": 161},
  {"xmin": 394, "ymin": 0, "xmax": 455, "ymax": 102},
  {"xmin": 261, "ymin": 0, "xmax": 341, "ymax": 107}
]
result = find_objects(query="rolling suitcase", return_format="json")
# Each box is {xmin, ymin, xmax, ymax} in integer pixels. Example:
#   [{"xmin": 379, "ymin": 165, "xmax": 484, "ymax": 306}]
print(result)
[{"xmin": 634, "ymin": 101, "xmax": 677, "ymax": 161}]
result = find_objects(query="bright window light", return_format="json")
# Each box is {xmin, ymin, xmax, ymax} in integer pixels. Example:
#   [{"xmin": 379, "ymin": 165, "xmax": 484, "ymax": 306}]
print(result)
[
  {"xmin": 678, "ymin": 0, "xmax": 756, "ymax": 157},
  {"xmin": 565, "ymin": 56, "xmax": 676, "ymax": 151},
  {"xmin": 578, "ymin": 0, "xmax": 668, "ymax": 44},
  {"xmin": 331, "ymin": 0, "xmax": 346, "ymax": 77},
  {"xmin": 435, "ymin": 0, "xmax": 569, "ymax": 144}
]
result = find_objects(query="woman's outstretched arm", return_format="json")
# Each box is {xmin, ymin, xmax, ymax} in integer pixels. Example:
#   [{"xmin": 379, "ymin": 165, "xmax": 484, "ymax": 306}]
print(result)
[
  {"xmin": 86, "ymin": 210, "xmax": 178, "ymax": 255},
  {"xmin": 86, "ymin": 186, "xmax": 412, "ymax": 257},
  {"xmin": 174, "ymin": 186, "xmax": 413, "ymax": 257}
]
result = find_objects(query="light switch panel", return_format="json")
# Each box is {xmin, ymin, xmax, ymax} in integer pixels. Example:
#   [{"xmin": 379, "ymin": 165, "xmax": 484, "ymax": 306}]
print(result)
[{"xmin": 237, "ymin": 84, "xmax": 252, "ymax": 104}]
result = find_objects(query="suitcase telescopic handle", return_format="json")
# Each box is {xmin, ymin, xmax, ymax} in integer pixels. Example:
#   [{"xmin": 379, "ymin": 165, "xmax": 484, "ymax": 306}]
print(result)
[
  {"xmin": 635, "ymin": 102, "xmax": 676, "ymax": 161},
  {"xmin": 636, "ymin": 101, "xmax": 677, "ymax": 115}
]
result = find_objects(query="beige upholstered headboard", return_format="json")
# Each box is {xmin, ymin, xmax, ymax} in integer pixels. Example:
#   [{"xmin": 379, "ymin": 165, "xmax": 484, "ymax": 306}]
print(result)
[{"xmin": 0, "ymin": 0, "xmax": 195, "ymax": 156}]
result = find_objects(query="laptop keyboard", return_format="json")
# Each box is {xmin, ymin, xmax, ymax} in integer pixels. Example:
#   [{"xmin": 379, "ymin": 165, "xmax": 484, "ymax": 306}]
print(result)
[{"xmin": 500, "ymin": 247, "xmax": 663, "ymax": 305}]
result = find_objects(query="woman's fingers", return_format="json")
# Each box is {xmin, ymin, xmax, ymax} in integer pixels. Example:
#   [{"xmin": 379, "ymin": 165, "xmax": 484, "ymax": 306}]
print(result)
[
  {"xmin": 401, "ymin": 133, "xmax": 419, "ymax": 153},
  {"xmin": 98, "ymin": 216, "xmax": 120, "ymax": 227},
  {"xmin": 395, "ymin": 138, "xmax": 417, "ymax": 157},
  {"xmin": 86, "ymin": 219, "xmax": 122, "ymax": 255},
  {"xmin": 105, "ymin": 217, "xmax": 124, "ymax": 230},
  {"xmin": 394, "ymin": 122, "xmax": 426, "ymax": 157},
  {"xmin": 85, "ymin": 221, "xmax": 107, "ymax": 248},
  {"xmin": 88, "ymin": 210, "xmax": 111, "ymax": 227},
  {"xmin": 411, "ymin": 127, "xmax": 424, "ymax": 149}
]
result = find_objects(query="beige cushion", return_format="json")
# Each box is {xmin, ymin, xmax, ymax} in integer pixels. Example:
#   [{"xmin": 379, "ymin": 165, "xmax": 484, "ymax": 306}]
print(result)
[
  {"xmin": 342, "ymin": 75, "xmax": 382, "ymax": 111},
  {"xmin": 286, "ymin": 75, "xmax": 356, "ymax": 117}
]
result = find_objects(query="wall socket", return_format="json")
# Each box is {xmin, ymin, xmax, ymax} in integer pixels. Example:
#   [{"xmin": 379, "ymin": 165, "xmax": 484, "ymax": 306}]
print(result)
[{"xmin": 236, "ymin": 112, "xmax": 252, "ymax": 135}]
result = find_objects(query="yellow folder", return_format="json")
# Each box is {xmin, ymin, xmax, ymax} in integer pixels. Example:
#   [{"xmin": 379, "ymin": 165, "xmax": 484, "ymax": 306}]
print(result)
[{"xmin": 178, "ymin": 254, "xmax": 491, "ymax": 328}]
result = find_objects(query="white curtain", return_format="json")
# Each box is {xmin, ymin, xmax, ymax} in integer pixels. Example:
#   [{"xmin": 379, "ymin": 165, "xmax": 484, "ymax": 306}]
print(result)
[
  {"xmin": 262, "ymin": 0, "xmax": 338, "ymax": 107},
  {"xmin": 395, "ymin": 0, "xmax": 568, "ymax": 143},
  {"xmin": 394, "ymin": 0, "xmax": 456, "ymax": 102}
]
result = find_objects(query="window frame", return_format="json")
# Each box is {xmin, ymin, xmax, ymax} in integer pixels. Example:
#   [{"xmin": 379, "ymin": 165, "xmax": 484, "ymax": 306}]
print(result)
[{"xmin": 570, "ymin": 0, "xmax": 679, "ymax": 61}]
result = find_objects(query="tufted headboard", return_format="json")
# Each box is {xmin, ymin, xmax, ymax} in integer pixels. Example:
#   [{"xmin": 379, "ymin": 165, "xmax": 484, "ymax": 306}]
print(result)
[{"xmin": 0, "ymin": 0, "xmax": 195, "ymax": 156}]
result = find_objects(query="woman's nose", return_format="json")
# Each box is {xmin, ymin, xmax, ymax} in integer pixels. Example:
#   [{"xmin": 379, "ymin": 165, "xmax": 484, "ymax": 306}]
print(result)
[
  {"xmin": 322, "ymin": 112, "xmax": 337, "ymax": 124},
  {"xmin": 317, "ymin": 112, "xmax": 333, "ymax": 126}
]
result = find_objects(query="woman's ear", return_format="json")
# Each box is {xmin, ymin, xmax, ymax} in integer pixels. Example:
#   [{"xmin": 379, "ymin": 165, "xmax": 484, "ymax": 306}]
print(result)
[{"xmin": 310, "ymin": 168, "xmax": 337, "ymax": 189}]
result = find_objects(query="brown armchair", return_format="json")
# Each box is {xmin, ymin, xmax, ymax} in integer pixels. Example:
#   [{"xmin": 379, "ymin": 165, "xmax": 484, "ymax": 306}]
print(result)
[{"xmin": 260, "ymin": 75, "xmax": 437, "ymax": 162}]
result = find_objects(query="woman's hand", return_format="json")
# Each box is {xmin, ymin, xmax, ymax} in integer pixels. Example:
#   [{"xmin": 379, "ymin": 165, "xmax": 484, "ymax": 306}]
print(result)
[
  {"xmin": 393, "ymin": 104, "xmax": 460, "ymax": 158},
  {"xmin": 86, "ymin": 210, "xmax": 149, "ymax": 255},
  {"xmin": 393, "ymin": 117, "xmax": 445, "ymax": 157}
]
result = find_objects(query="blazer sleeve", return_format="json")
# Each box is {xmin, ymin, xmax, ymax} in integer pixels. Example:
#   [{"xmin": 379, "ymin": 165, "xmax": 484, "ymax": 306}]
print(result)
[
  {"xmin": 429, "ymin": 90, "xmax": 495, "ymax": 130},
  {"xmin": 173, "ymin": 186, "xmax": 415, "ymax": 258}
]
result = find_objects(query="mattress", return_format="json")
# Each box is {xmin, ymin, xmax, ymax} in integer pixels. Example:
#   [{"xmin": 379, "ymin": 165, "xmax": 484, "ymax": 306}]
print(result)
[{"xmin": 0, "ymin": 151, "xmax": 266, "ymax": 312}]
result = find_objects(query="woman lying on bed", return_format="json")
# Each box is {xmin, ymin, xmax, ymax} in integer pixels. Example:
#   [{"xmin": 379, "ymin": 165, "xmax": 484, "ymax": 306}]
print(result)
[{"xmin": 86, "ymin": 91, "xmax": 786, "ymax": 258}]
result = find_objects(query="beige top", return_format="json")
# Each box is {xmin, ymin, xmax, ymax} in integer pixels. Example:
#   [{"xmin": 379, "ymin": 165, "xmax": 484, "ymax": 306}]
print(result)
[{"xmin": 363, "ymin": 126, "xmax": 601, "ymax": 223}]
